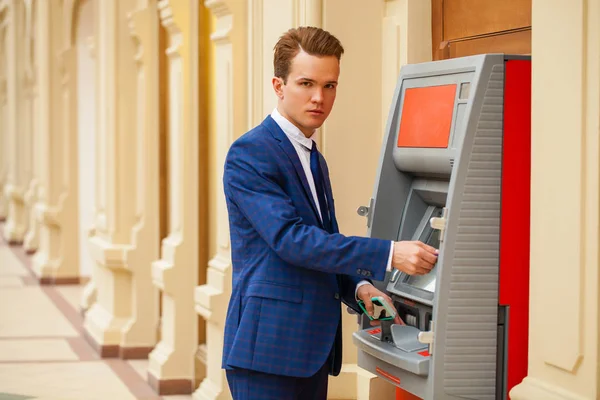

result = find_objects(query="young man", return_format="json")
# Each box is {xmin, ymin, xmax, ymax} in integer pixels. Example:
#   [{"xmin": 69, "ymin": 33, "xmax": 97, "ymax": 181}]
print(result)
[{"xmin": 222, "ymin": 27, "xmax": 438, "ymax": 400}]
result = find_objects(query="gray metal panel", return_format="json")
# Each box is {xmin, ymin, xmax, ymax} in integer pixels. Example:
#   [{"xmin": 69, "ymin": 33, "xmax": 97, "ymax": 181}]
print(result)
[
  {"xmin": 430, "ymin": 55, "xmax": 505, "ymax": 400},
  {"xmin": 392, "ymin": 72, "xmax": 474, "ymax": 176},
  {"xmin": 356, "ymin": 53, "xmax": 509, "ymax": 400},
  {"xmin": 358, "ymin": 350, "xmax": 428, "ymax": 398},
  {"xmin": 354, "ymin": 328, "xmax": 430, "ymax": 376}
]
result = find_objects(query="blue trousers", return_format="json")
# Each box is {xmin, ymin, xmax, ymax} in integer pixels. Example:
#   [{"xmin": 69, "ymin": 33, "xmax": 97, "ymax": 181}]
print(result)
[{"xmin": 225, "ymin": 362, "xmax": 329, "ymax": 400}]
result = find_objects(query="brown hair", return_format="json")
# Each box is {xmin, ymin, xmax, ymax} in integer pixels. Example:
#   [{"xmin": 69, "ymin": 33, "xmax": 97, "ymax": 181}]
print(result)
[{"xmin": 273, "ymin": 26, "xmax": 344, "ymax": 83}]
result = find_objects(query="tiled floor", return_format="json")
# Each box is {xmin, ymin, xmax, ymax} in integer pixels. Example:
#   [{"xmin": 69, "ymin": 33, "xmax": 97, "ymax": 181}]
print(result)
[{"xmin": 0, "ymin": 229, "xmax": 193, "ymax": 400}]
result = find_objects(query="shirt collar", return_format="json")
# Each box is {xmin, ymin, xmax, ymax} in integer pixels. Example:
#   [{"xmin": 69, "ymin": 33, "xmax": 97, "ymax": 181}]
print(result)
[{"xmin": 271, "ymin": 108, "xmax": 314, "ymax": 151}]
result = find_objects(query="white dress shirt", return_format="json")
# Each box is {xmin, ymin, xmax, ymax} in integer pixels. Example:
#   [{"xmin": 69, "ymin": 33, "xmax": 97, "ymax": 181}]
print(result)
[{"xmin": 270, "ymin": 108, "xmax": 394, "ymax": 296}]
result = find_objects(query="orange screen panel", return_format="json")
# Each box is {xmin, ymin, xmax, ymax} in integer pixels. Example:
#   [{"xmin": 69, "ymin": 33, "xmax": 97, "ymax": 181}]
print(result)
[{"xmin": 397, "ymin": 84, "xmax": 457, "ymax": 148}]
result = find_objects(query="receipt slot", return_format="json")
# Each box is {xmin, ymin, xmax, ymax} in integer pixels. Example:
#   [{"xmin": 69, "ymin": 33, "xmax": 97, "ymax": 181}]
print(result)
[{"xmin": 354, "ymin": 54, "xmax": 531, "ymax": 400}]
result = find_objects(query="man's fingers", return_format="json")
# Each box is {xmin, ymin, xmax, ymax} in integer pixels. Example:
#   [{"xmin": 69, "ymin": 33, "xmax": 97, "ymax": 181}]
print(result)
[
  {"xmin": 363, "ymin": 297, "xmax": 374, "ymax": 317},
  {"xmin": 420, "ymin": 248, "xmax": 438, "ymax": 266},
  {"xmin": 417, "ymin": 241, "xmax": 438, "ymax": 255},
  {"xmin": 412, "ymin": 265, "xmax": 432, "ymax": 275},
  {"xmin": 394, "ymin": 314, "xmax": 405, "ymax": 325}
]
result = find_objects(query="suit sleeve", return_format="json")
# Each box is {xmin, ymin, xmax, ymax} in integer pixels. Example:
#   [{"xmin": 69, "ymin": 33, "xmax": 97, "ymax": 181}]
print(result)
[
  {"xmin": 338, "ymin": 274, "xmax": 367, "ymax": 313},
  {"xmin": 224, "ymin": 141, "xmax": 390, "ymax": 281}
]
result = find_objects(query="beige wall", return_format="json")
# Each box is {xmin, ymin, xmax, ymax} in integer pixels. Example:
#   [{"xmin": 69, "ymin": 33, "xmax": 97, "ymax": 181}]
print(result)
[
  {"xmin": 75, "ymin": 0, "xmax": 95, "ymax": 278},
  {"xmin": 511, "ymin": 0, "xmax": 600, "ymax": 398}
]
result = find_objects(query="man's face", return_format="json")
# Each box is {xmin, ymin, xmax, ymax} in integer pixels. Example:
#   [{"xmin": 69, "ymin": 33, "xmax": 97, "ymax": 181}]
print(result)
[{"xmin": 273, "ymin": 50, "xmax": 339, "ymax": 137}]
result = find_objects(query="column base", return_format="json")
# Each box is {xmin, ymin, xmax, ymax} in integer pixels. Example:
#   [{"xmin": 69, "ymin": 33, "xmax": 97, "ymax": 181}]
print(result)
[
  {"xmin": 148, "ymin": 341, "xmax": 195, "ymax": 395},
  {"xmin": 83, "ymin": 303, "xmax": 128, "ymax": 357},
  {"xmin": 23, "ymin": 232, "xmax": 38, "ymax": 254},
  {"xmin": 119, "ymin": 346, "xmax": 154, "ymax": 360},
  {"xmin": 510, "ymin": 377, "xmax": 587, "ymax": 400},
  {"xmin": 4, "ymin": 192, "xmax": 28, "ymax": 244},
  {"xmin": 40, "ymin": 276, "xmax": 81, "ymax": 285},
  {"xmin": 80, "ymin": 280, "xmax": 97, "ymax": 313},
  {"xmin": 32, "ymin": 253, "xmax": 80, "ymax": 284},
  {"xmin": 3, "ymin": 223, "xmax": 25, "ymax": 245},
  {"xmin": 6, "ymin": 238, "xmax": 24, "ymax": 246},
  {"xmin": 148, "ymin": 371, "xmax": 193, "ymax": 395},
  {"xmin": 83, "ymin": 329, "xmax": 119, "ymax": 357},
  {"xmin": 193, "ymin": 373, "xmax": 229, "ymax": 400}
]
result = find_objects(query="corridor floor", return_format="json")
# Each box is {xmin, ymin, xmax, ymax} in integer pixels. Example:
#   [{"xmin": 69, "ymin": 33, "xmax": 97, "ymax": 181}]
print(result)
[{"xmin": 0, "ymin": 227, "xmax": 193, "ymax": 400}]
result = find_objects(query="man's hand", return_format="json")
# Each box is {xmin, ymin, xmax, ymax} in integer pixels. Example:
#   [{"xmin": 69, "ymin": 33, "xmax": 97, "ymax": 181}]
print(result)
[
  {"xmin": 392, "ymin": 241, "xmax": 438, "ymax": 276},
  {"xmin": 356, "ymin": 284, "xmax": 403, "ymax": 326}
]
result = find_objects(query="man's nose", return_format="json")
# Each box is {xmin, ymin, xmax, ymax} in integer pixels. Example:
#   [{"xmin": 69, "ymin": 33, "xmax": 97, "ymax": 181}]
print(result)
[{"xmin": 311, "ymin": 88, "xmax": 324, "ymax": 103}]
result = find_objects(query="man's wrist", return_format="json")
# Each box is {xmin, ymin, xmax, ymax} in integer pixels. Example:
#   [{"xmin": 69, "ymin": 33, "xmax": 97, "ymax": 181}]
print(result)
[
  {"xmin": 386, "ymin": 241, "xmax": 394, "ymax": 272},
  {"xmin": 355, "ymin": 280, "xmax": 371, "ymax": 300}
]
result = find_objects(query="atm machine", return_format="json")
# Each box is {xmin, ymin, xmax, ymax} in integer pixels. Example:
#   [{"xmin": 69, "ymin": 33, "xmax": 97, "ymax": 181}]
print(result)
[{"xmin": 353, "ymin": 54, "xmax": 531, "ymax": 400}]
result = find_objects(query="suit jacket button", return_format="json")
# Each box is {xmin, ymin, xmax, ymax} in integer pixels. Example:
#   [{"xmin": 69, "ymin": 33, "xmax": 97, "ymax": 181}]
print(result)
[
  {"xmin": 334, "ymin": 293, "xmax": 340, "ymax": 300},
  {"xmin": 357, "ymin": 269, "xmax": 362, "ymax": 274}
]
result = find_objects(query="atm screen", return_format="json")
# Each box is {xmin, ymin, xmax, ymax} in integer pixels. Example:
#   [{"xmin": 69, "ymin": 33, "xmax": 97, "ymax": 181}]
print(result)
[
  {"xmin": 396, "ymin": 84, "xmax": 456, "ymax": 149},
  {"xmin": 403, "ymin": 211, "xmax": 442, "ymax": 293}
]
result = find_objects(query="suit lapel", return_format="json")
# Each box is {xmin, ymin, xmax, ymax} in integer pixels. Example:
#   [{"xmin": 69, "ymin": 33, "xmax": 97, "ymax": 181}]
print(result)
[{"xmin": 263, "ymin": 116, "xmax": 321, "ymax": 222}]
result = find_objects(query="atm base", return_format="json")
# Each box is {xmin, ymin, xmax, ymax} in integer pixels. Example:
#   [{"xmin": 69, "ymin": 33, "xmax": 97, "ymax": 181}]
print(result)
[{"xmin": 354, "ymin": 327, "xmax": 430, "ymax": 398}]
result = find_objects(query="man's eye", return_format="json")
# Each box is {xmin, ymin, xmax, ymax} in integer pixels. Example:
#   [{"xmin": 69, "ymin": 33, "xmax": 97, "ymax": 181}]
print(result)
[
  {"xmin": 300, "ymin": 81, "xmax": 311, "ymax": 87},
  {"xmin": 325, "ymin": 84, "xmax": 336, "ymax": 89}
]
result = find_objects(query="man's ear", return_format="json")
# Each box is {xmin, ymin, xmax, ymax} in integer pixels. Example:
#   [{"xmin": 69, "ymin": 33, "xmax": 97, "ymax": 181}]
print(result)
[{"xmin": 272, "ymin": 77, "xmax": 284, "ymax": 99}]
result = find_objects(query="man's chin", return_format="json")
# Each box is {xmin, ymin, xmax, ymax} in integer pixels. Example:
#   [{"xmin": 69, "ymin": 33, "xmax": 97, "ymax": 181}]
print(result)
[{"xmin": 304, "ymin": 120, "xmax": 325, "ymax": 131}]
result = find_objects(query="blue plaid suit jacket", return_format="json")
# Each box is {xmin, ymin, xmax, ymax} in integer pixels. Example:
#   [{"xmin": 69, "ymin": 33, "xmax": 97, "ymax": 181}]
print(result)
[{"xmin": 222, "ymin": 115, "xmax": 391, "ymax": 378}]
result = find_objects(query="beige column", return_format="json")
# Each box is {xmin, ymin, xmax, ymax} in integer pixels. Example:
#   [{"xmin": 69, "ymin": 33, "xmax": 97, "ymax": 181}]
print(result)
[
  {"xmin": 352, "ymin": 2, "xmax": 430, "ymax": 398},
  {"xmin": 193, "ymin": 1, "xmax": 246, "ymax": 399},
  {"xmin": 83, "ymin": 0, "xmax": 161, "ymax": 359},
  {"xmin": 148, "ymin": 0, "xmax": 199, "ymax": 394},
  {"xmin": 510, "ymin": 1, "xmax": 600, "ymax": 399},
  {"xmin": 3, "ymin": 0, "xmax": 27, "ymax": 245},
  {"xmin": 23, "ymin": 0, "xmax": 39, "ymax": 254},
  {"xmin": 321, "ymin": 1, "xmax": 384, "ymax": 398},
  {"xmin": 80, "ymin": 33, "xmax": 98, "ymax": 313},
  {"xmin": 0, "ymin": 6, "xmax": 8, "ymax": 222},
  {"xmin": 31, "ymin": 0, "xmax": 79, "ymax": 283},
  {"xmin": 380, "ymin": 0, "xmax": 431, "ymax": 133}
]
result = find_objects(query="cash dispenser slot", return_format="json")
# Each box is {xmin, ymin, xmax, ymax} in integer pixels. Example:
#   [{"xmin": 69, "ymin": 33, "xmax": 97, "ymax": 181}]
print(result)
[
  {"xmin": 354, "ymin": 325, "xmax": 431, "ymax": 377},
  {"xmin": 395, "ymin": 302, "xmax": 420, "ymax": 328}
]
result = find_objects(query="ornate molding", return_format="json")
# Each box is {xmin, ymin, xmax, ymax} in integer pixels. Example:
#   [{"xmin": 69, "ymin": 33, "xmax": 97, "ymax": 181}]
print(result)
[
  {"xmin": 158, "ymin": 0, "xmax": 182, "ymax": 57},
  {"xmin": 88, "ymin": 236, "xmax": 131, "ymax": 271},
  {"xmin": 34, "ymin": 203, "xmax": 61, "ymax": 228},
  {"xmin": 158, "ymin": 0, "xmax": 174, "ymax": 30},
  {"xmin": 204, "ymin": 0, "xmax": 230, "ymax": 17},
  {"xmin": 206, "ymin": 0, "xmax": 231, "ymax": 44},
  {"xmin": 127, "ymin": 13, "xmax": 143, "ymax": 64}
]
